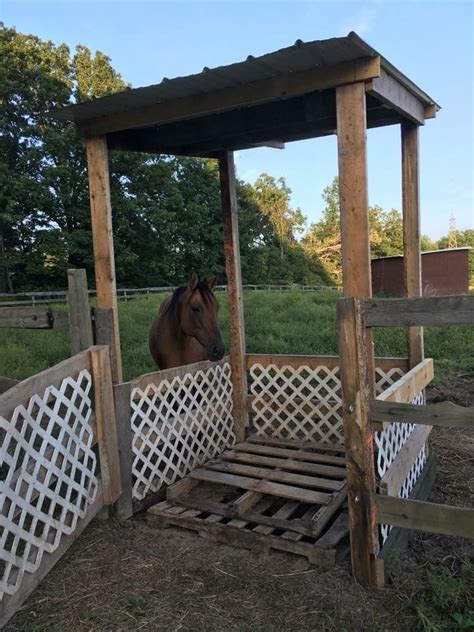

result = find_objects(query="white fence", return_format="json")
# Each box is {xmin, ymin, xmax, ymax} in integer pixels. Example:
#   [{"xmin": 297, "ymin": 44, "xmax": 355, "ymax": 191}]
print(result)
[{"xmin": 0, "ymin": 285, "xmax": 342, "ymax": 307}]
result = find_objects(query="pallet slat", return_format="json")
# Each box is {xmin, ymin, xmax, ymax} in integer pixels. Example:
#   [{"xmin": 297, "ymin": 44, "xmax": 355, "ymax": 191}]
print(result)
[
  {"xmin": 189, "ymin": 468, "xmax": 333, "ymax": 505},
  {"xmin": 221, "ymin": 449, "xmax": 346, "ymax": 478},
  {"xmin": 233, "ymin": 442, "xmax": 346, "ymax": 465}
]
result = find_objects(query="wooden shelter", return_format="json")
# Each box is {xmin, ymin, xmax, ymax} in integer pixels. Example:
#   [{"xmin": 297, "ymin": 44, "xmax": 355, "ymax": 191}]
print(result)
[{"xmin": 49, "ymin": 33, "xmax": 473, "ymax": 587}]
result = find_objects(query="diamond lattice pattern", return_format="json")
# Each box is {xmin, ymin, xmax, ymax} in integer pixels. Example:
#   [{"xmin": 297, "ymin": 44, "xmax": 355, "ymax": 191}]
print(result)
[
  {"xmin": 375, "ymin": 390, "xmax": 426, "ymax": 542},
  {"xmin": 249, "ymin": 363, "xmax": 405, "ymax": 444},
  {"xmin": 0, "ymin": 370, "xmax": 98, "ymax": 599},
  {"xmin": 131, "ymin": 362, "xmax": 235, "ymax": 501}
]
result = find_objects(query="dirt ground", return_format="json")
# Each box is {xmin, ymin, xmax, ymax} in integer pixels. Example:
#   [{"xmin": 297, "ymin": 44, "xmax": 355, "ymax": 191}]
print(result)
[{"xmin": 6, "ymin": 377, "xmax": 474, "ymax": 632}]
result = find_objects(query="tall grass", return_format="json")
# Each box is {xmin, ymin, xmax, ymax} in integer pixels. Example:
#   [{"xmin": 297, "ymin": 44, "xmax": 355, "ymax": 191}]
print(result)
[{"xmin": 0, "ymin": 290, "xmax": 472, "ymax": 381}]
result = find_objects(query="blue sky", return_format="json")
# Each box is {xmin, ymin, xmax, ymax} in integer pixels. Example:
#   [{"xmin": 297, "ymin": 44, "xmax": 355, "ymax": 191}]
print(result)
[{"xmin": 3, "ymin": 0, "xmax": 473, "ymax": 239}]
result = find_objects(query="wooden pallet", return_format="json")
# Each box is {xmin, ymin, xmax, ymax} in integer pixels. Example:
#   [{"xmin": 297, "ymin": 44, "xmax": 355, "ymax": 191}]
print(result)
[{"xmin": 147, "ymin": 436, "xmax": 349, "ymax": 565}]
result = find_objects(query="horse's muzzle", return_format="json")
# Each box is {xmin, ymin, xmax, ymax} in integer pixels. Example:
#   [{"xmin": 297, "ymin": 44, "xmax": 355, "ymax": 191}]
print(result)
[{"xmin": 209, "ymin": 345, "xmax": 225, "ymax": 361}]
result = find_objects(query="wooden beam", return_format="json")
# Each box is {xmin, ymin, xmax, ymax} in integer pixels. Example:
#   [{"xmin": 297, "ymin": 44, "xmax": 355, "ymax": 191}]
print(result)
[
  {"xmin": 378, "ymin": 424, "xmax": 432, "ymax": 496},
  {"xmin": 90, "ymin": 346, "xmax": 122, "ymax": 505},
  {"xmin": 113, "ymin": 381, "xmax": 134, "ymax": 520},
  {"xmin": 245, "ymin": 353, "xmax": 408, "ymax": 372},
  {"xmin": 67, "ymin": 269, "xmax": 94, "ymax": 355},
  {"xmin": 0, "ymin": 306, "xmax": 68, "ymax": 329},
  {"xmin": 0, "ymin": 350, "xmax": 90, "ymax": 420},
  {"xmin": 336, "ymin": 81, "xmax": 375, "ymax": 393},
  {"xmin": 80, "ymin": 57, "xmax": 381, "ymax": 137},
  {"xmin": 219, "ymin": 151, "xmax": 248, "ymax": 442},
  {"xmin": 366, "ymin": 69, "xmax": 425, "ymax": 125},
  {"xmin": 336, "ymin": 297, "xmax": 379, "ymax": 587},
  {"xmin": 376, "ymin": 495, "xmax": 474, "ymax": 539},
  {"xmin": 371, "ymin": 399, "xmax": 474, "ymax": 429},
  {"xmin": 401, "ymin": 122, "xmax": 424, "ymax": 366},
  {"xmin": 364, "ymin": 295, "xmax": 474, "ymax": 327},
  {"xmin": 376, "ymin": 358, "xmax": 433, "ymax": 404},
  {"xmin": 85, "ymin": 136, "xmax": 123, "ymax": 383}
]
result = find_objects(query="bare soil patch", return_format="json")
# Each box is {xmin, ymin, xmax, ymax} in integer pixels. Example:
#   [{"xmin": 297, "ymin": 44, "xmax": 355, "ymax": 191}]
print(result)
[{"xmin": 6, "ymin": 376, "xmax": 473, "ymax": 632}]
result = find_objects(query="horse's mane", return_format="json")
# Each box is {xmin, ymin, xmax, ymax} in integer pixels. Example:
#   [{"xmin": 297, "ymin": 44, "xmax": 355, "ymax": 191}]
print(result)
[{"xmin": 165, "ymin": 281, "xmax": 215, "ymax": 320}]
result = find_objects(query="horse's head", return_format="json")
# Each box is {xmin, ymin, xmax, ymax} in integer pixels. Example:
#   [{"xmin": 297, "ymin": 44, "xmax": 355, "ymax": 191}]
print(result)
[{"xmin": 179, "ymin": 272, "xmax": 225, "ymax": 362}]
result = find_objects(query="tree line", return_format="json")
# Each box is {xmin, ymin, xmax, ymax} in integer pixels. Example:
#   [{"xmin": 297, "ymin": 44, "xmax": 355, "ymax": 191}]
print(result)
[{"xmin": 1, "ymin": 24, "xmax": 471, "ymax": 293}]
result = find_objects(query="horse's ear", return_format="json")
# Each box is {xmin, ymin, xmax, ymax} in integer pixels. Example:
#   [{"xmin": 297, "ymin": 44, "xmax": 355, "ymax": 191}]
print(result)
[
  {"xmin": 188, "ymin": 272, "xmax": 199, "ymax": 292},
  {"xmin": 206, "ymin": 275, "xmax": 218, "ymax": 290}
]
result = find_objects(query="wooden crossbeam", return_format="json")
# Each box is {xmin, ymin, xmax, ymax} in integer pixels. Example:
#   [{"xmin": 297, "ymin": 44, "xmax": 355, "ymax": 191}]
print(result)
[
  {"xmin": 366, "ymin": 69, "xmax": 426, "ymax": 125},
  {"xmin": 371, "ymin": 399, "xmax": 474, "ymax": 429},
  {"xmin": 376, "ymin": 495, "xmax": 474, "ymax": 539},
  {"xmin": 0, "ymin": 306, "xmax": 68, "ymax": 329},
  {"xmin": 364, "ymin": 295, "xmax": 474, "ymax": 327},
  {"xmin": 232, "ymin": 442, "xmax": 346, "ymax": 465},
  {"xmin": 376, "ymin": 358, "xmax": 433, "ymax": 404},
  {"xmin": 221, "ymin": 449, "xmax": 346, "ymax": 478},
  {"xmin": 80, "ymin": 57, "xmax": 381, "ymax": 137}
]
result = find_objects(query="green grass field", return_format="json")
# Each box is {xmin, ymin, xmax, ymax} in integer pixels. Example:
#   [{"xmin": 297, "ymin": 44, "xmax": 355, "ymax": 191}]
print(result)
[{"xmin": 1, "ymin": 290, "xmax": 472, "ymax": 382}]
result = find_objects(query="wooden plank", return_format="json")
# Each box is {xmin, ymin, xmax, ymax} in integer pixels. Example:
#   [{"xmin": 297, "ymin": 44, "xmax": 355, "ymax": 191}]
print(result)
[
  {"xmin": 113, "ymin": 381, "xmax": 134, "ymax": 520},
  {"xmin": 336, "ymin": 297, "xmax": 379, "ymax": 587},
  {"xmin": 147, "ymin": 503, "xmax": 336, "ymax": 566},
  {"xmin": 315, "ymin": 511, "xmax": 349, "ymax": 550},
  {"xmin": 376, "ymin": 495, "xmax": 474, "ymax": 539},
  {"xmin": 93, "ymin": 306, "xmax": 116, "ymax": 379},
  {"xmin": 207, "ymin": 459, "xmax": 344, "ymax": 491},
  {"xmin": 364, "ymin": 295, "xmax": 474, "ymax": 327},
  {"xmin": 0, "ymin": 483, "xmax": 103, "ymax": 629},
  {"xmin": 80, "ymin": 57, "xmax": 381, "ymax": 137},
  {"xmin": 221, "ymin": 449, "xmax": 346, "ymax": 478},
  {"xmin": 0, "ymin": 376, "xmax": 19, "ymax": 394},
  {"xmin": 246, "ymin": 354, "xmax": 408, "ymax": 372},
  {"xmin": 167, "ymin": 477, "xmax": 201, "ymax": 502},
  {"xmin": 67, "ymin": 269, "xmax": 94, "ymax": 355},
  {"xmin": 380, "ymin": 452, "xmax": 437, "ymax": 561},
  {"xmin": 371, "ymin": 399, "xmax": 474, "ymax": 429},
  {"xmin": 132, "ymin": 355, "xmax": 230, "ymax": 390},
  {"xmin": 246, "ymin": 435, "xmax": 345, "ymax": 454},
  {"xmin": 90, "ymin": 346, "xmax": 122, "ymax": 505},
  {"xmin": 336, "ymin": 81, "xmax": 375, "ymax": 396},
  {"xmin": 220, "ymin": 151, "xmax": 248, "ymax": 442},
  {"xmin": 311, "ymin": 485, "xmax": 348, "ymax": 538},
  {"xmin": 376, "ymin": 358, "xmax": 433, "ymax": 404},
  {"xmin": 189, "ymin": 468, "xmax": 332, "ymax": 505},
  {"xmin": 232, "ymin": 442, "xmax": 346, "ymax": 465},
  {"xmin": 0, "ymin": 350, "xmax": 90, "ymax": 420},
  {"xmin": 366, "ymin": 69, "xmax": 425, "ymax": 125},
  {"xmin": 401, "ymin": 121, "xmax": 424, "ymax": 366},
  {"xmin": 379, "ymin": 424, "xmax": 432, "ymax": 496},
  {"xmin": 0, "ymin": 305, "xmax": 63, "ymax": 329},
  {"xmin": 229, "ymin": 490, "xmax": 263, "ymax": 517},
  {"xmin": 85, "ymin": 136, "xmax": 122, "ymax": 383},
  {"xmin": 246, "ymin": 354, "xmax": 340, "ymax": 369}
]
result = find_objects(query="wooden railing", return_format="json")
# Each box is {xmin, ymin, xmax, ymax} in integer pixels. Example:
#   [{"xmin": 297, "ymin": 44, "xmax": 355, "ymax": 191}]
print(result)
[{"xmin": 336, "ymin": 293, "xmax": 474, "ymax": 587}]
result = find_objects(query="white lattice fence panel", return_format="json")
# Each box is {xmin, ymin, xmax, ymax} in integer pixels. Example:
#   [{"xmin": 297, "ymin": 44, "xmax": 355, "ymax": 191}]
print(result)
[
  {"xmin": 0, "ymin": 370, "xmax": 98, "ymax": 599},
  {"xmin": 375, "ymin": 390, "xmax": 426, "ymax": 541},
  {"xmin": 375, "ymin": 367, "xmax": 406, "ymax": 396},
  {"xmin": 131, "ymin": 362, "xmax": 235, "ymax": 501},
  {"xmin": 249, "ymin": 364, "xmax": 344, "ymax": 443}
]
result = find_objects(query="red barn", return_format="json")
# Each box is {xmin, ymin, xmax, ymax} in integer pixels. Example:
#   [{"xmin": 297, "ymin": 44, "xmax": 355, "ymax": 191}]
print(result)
[{"xmin": 371, "ymin": 247, "xmax": 471, "ymax": 297}]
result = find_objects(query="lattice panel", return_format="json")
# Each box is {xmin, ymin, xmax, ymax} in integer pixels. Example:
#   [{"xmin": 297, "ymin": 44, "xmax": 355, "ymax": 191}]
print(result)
[
  {"xmin": 249, "ymin": 363, "xmax": 407, "ymax": 444},
  {"xmin": 1, "ymin": 370, "xmax": 98, "ymax": 599},
  {"xmin": 375, "ymin": 390, "xmax": 426, "ymax": 541},
  {"xmin": 249, "ymin": 364, "xmax": 343, "ymax": 443},
  {"xmin": 131, "ymin": 362, "xmax": 235, "ymax": 501}
]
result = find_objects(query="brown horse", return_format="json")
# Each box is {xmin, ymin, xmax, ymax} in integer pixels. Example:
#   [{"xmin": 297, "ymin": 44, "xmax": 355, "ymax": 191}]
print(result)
[{"xmin": 149, "ymin": 273, "xmax": 225, "ymax": 369}]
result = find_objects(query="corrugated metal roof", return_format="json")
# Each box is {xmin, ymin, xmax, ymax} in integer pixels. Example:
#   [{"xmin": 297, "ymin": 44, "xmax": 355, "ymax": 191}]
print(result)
[{"xmin": 51, "ymin": 32, "xmax": 438, "ymax": 124}]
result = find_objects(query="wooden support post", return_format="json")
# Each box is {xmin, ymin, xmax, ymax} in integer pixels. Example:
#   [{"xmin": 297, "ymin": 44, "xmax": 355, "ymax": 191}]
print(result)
[
  {"xmin": 336, "ymin": 82, "xmax": 375, "ymax": 391},
  {"xmin": 85, "ymin": 136, "xmax": 123, "ymax": 383},
  {"xmin": 219, "ymin": 151, "xmax": 248, "ymax": 442},
  {"xmin": 113, "ymin": 381, "xmax": 134, "ymax": 520},
  {"xmin": 90, "ymin": 345, "xmax": 122, "ymax": 505},
  {"xmin": 67, "ymin": 269, "xmax": 94, "ymax": 355},
  {"xmin": 93, "ymin": 306, "xmax": 117, "ymax": 379},
  {"xmin": 401, "ymin": 121, "xmax": 424, "ymax": 367},
  {"xmin": 337, "ymin": 298, "xmax": 380, "ymax": 587}
]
